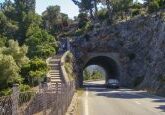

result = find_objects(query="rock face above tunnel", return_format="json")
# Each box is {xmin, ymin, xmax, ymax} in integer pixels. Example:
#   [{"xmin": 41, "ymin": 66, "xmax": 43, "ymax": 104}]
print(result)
[{"xmin": 71, "ymin": 11, "xmax": 165, "ymax": 96}]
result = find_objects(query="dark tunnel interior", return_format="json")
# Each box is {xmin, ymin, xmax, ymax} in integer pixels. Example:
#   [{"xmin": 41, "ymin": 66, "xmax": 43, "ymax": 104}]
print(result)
[{"xmin": 84, "ymin": 56, "xmax": 120, "ymax": 82}]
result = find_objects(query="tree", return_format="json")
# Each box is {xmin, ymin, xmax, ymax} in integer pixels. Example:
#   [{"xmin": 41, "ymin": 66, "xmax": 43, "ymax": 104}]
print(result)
[
  {"xmin": 143, "ymin": 0, "xmax": 165, "ymax": 13},
  {"xmin": 14, "ymin": 0, "xmax": 36, "ymax": 13},
  {"xmin": 97, "ymin": 8, "xmax": 109, "ymax": 22},
  {"xmin": 0, "ymin": 35, "xmax": 7, "ymax": 46},
  {"xmin": 21, "ymin": 58, "xmax": 48, "ymax": 86},
  {"xmin": 83, "ymin": 69, "xmax": 104, "ymax": 80},
  {"xmin": 83, "ymin": 69, "xmax": 91, "ymax": 80},
  {"xmin": 1, "ymin": 0, "xmax": 16, "ymax": 20},
  {"xmin": 77, "ymin": 13, "xmax": 89, "ymax": 29},
  {"xmin": 0, "ymin": 39, "xmax": 28, "ymax": 89},
  {"xmin": 0, "ymin": 54, "xmax": 22, "ymax": 89},
  {"xmin": 72, "ymin": 0, "xmax": 97, "ymax": 19},
  {"xmin": 0, "ymin": 11, "xmax": 18, "ymax": 39},
  {"xmin": 0, "ymin": 0, "xmax": 60, "ymax": 93},
  {"xmin": 42, "ymin": 5, "xmax": 62, "ymax": 34},
  {"xmin": 25, "ymin": 11, "xmax": 42, "ymax": 27},
  {"xmin": 25, "ymin": 24, "xmax": 57, "ymax": 59},
  {"xmin": 99, "ymin": 0, "xmax": 113, "ymax": 22},
  {"xmin": 148, "ymin": 0, "xmax": 160, "ymax": 13},
  {"xmin": 111, "ymin": 0, "xmax": 133, "ymax": 20},
  {"xmin": 61, "ymin": 13, "xmax": 69, "ymax": 27},
  {"xmin": 100, "ymin": 0, "xmax": 133, "ymax": 22},
  {"xmin": 93, "ymin": 0, "xmax": 98, "ymax": 17},
  {"xmin": 131, "ymin": 2, "xmax": 143, "ymax": 17},
  {"xmin": 3, "ymin": 40, "xmax": 29, "ymax": 67},
  {"xmin": 91, "ymin": 71, "xmax": 104, "ymax": 80},
  {"xmin": 12, "ymin": 0, "xmax": 36, "ymax": 44},
  {"xmin": 159, "ymin": 0, "xmax": 165, "ymax": 8}
]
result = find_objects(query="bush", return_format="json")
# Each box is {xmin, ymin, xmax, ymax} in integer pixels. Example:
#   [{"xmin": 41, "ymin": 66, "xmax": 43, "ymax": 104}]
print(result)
[
  {"xmin": 65, "ymin": 52, "xmax": 73, "ymax": 63},
  {"xmin": 21, "ymin": 58, "xmax": 48, "ymax": 86},
  {"xmin": 78, "ymin": 13, "xmax": 88, "ymax": 29},
  {"xmin": 132, "ymin": 9, "xmax": 140, "ymax": 17},
  {"xmin": 64, "ymin": 52, "xmax": 74, "ymax": 80},
  {"xmin": 75, "ymin": 21, "xmax": 93, "ymax": 36},
  {"xmin": 131, "ymin": 3, "xmax": 142, "ymax": 9},
  {"xmin": 160, "ymin": 12, "xmax": 165, "ymax": 21},
  {"xmin": 97, "ymin": 8, "xmax": 109, "ymax": 21},
  {"xmin": 75, "ymin": 28, "xmax": 84, "ymax": 36},
  {"xmin": 83, "ymin": 70, "xmax": 104, "ymax": 81},
  {"xmin": 0, "ymin": 88, "xmax": 12, "ymax": 96},
  {"xmin": 0, "ymin": 36, "xmax": 7, "ymax": 46},
  {"xmin": 85, "ymin": 21, "xmax": 93, "ymax": 31},
  {"xmin": 148, "ymin": 1, "xmax": 160, "ymax": 13},
  {"xmin": 19, "ymin": 84, "xmax": 31, "ymax": 92},
  {"xmin": 159, "ymin": 0, "xmax": 165, "ymax": 8},
  {"xmin": 157, "ymin": 74, "xmax": 165, "ymax": 82}
]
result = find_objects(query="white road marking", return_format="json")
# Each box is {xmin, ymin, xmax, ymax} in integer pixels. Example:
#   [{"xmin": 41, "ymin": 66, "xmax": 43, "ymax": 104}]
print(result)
[
  {"xmin": 85, "ymin": 88, "xmax": 89, "ymax": 115},
  {"xmin": 135, "ymin": 101, "xmax": 141, "ymax": 105}
]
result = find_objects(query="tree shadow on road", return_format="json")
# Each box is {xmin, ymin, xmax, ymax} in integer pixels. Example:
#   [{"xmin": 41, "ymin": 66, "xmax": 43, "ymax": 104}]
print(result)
[
  {"xmin": 155, "ymin": 105, "xmax": 165, "ymax": 112},
  {"xmin": 84, "ymin": 84, "xmax": 165, "ymax": 113}
]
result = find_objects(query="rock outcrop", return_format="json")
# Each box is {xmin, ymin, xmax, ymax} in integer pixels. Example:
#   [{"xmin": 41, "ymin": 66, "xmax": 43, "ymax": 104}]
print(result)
[{"xmin": 71, "ymin": 10, "xmax": 165, "ymax": 96}]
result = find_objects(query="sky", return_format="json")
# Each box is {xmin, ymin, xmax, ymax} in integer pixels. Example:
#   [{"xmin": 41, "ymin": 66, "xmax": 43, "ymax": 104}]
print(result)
[
  {"xmin": 35, "ymin": 0, "xmax": 79, "ymax": 19},
  {"xmin": 0, "ymin": 0, "xmax": 79, "ymax": 19},
  {"xmin": 0, "ymin": 0, "xmax": 143, "ymax": 19}
]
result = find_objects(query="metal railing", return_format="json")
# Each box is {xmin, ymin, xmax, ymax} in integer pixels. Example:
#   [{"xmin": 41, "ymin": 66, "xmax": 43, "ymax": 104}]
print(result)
[
  {"xmin": 0, "ymin": 81, "xmax": 75, "ymax": 115},
  {"xmin": 0, "ymin": 96, "xmax": 12, "ymax": 115}
]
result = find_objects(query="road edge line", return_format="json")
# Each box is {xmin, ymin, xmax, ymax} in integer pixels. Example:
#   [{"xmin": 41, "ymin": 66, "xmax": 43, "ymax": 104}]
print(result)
[{"xmin": 85, "ymin": 87, "xmax": 89, "ymax": 115}]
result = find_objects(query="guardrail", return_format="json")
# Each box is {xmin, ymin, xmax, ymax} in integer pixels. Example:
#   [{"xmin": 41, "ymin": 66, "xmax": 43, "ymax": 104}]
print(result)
[
  {"xmin": 0, "ymin": 52, "xmax": 76, "ymax": 115},
  {"xmin": 0, "ymin": 81, "xmax": 75, "ymax": 115}
]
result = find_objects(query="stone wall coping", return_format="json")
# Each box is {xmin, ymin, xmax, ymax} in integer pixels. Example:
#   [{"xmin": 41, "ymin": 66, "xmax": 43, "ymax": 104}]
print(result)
[{"xmin": 61, "ymin": 51, "xmax": 70, "ymax": 83}]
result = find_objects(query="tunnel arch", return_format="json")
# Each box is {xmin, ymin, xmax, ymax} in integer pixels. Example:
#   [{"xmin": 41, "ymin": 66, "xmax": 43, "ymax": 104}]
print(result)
[{"xmin": 82, "ymin": 55, "xmax": 120, "ymax": 85}]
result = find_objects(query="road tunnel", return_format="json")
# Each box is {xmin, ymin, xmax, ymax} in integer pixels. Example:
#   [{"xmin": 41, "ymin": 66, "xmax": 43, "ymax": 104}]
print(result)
[{"xmin": 82, "ymin": 56, "xmax": 120, "ymax": 86}]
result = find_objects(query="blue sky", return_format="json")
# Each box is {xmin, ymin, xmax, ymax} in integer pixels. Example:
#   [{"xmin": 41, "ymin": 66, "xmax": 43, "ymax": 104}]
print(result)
[
  {"xmin": 36, "ymin": 0, "xmax": 79, "ymax": 19},
  {"xmin": 0, "ymin": 0, "xmax": 143, "ymax": 19},
  {"xmin": 0, "ymin": 0, "xmax": 79, "ymax": 19}
]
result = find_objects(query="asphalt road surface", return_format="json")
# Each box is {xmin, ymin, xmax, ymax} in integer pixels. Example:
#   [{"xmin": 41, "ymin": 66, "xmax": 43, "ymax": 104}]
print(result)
[{"xmin": 79, "ymin": 80, "xmax": 165, "ymax": 115}]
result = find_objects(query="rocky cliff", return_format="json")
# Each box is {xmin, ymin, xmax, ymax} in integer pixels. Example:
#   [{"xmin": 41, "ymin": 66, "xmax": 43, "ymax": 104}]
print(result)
[{"xmin": 71, "ymin": 10, "xmax": 165, "ymax": 96}]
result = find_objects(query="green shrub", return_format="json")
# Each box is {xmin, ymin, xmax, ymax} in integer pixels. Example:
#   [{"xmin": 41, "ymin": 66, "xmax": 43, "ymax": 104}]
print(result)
[
  {"xmin": 78, "ymin": 13, "xmax": 88, "ymax": 29},
  {"xmin": 160, "ymin": 12, "xmax": 165, "ymax": 21},
  {"xmin": 148, "ymin": 1, "xmax": 160, "ymax": 13},
  {"xmin": 131, "ymin": 3, "xmax": 142, "ymax": 9},
  {"xmin": 159, "ymin": 0, "xmax": 165, "ymax": 8},
  {"xmin": 64, "ymin": 52, "xmax": 74, "ymax": 80},
  {"xmin": 85, "ymin": 21, "xmax": 93, "ymax": 31},
  {"xmin": 65, "ymin": 52, "xmax": 73, "ymax": 63},
  {"xmin": 157, "ymin": 74, "xmax": 165, "ymax": 82},
  {"xmin": 97, "ymin": 8, "xmax": 109, "ymax": 21},
  {"xmin": 19, "ymin": 84, "xmax": 31, "ymax": 92},
  {"xmin": 132, "ymin": 9, "xmax": 140, "ymax": 17},
  {"xmin": 21, "ymin": 58, "xmax": 48, "ymax": 86},
  {"xmin": 75, "ymin": 28, "xmax": 84, "ymax": 36},
  {"xmin": 83, "ymin": 70, "xmax": 104, "ymax": 81},
  {"xmin": 0, "ymin": 88, "xmax": 12, "ymax": 96},
  {"xmin": 19, "ymin": 91, "xmax": 36, "ymax": 106}
]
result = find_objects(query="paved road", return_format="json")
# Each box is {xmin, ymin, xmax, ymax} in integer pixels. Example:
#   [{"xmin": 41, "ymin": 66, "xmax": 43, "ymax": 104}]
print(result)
[{"xmin": 79, "ymin": 80, "xmax": 165, "ymax": 115}]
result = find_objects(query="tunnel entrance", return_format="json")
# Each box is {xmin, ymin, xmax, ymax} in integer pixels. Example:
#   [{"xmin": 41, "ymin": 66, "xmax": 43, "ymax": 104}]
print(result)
[
  {"xmin": 83, "ymin": 65, "xmax": 106, "ymax": 87},
  {"xmin": 81, "ymin": 56, "xmax": 120, "ymax": 87}
]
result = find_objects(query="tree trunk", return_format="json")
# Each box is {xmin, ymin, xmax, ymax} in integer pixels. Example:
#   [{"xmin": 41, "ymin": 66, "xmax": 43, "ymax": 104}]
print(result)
[
  {"xmin": 94, "ymin": 0, "xmax": 98, "ymax": 16},
  {"xmin": 89, "ymin": 8, "xmax": 94, "ymax": 20},
  {"xmin": 93, "ymin": 0, "xmax": 99, "ymax": 22},
  {"xmin": 106, "ymin": 0, "xmax": 113, "ymax": 23}
]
